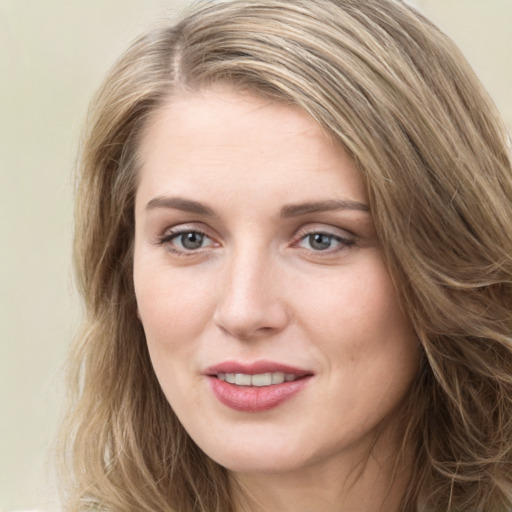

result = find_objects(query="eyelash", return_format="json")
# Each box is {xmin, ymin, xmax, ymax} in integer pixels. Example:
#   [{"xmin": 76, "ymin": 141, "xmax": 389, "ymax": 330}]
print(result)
[
  {"xmin": 157, "ymin": 228, "xmax": 217, "ymax": 257},
  {"xmin": 292, "ymin": 230, "xmax": 355, "ymax": 254},
  {"xmin": 157, "ymin": 226, "xmax": 355, "ymax": 257}
]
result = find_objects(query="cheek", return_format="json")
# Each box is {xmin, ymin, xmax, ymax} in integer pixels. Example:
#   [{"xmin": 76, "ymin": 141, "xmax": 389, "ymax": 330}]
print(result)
[
  {"xmin": 133, "ymin": 264, "xmax": 212, "ymax": 407},
  {"xmin": 294, "ymin": 256, "xmax": 418, "ymax": 385},
  {"xmin": 134, "ymin": 260, "xmax": 216, "ymax": 362},
  {"xmin": 296, "ymin": 258, "xmax": 410, "ymax": 342}
]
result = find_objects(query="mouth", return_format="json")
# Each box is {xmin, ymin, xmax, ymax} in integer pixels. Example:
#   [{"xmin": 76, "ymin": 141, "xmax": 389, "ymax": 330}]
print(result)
[
  {"xmin": 216, "ymin": 372, "xmax": 302, "ymax": 386},
  {"xmin": 205, "ymin": 360, "xmax": 312, "ymax": 384},
  {"xmin": 204, "ymin": 361, "xmax": 313, "ymax": 412}
]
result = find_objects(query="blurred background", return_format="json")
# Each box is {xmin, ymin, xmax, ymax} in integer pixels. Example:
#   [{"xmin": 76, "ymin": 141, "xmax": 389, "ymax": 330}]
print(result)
[{"xmin": 0, "ymin": 0, "xmax": 510, "ymax": 510}]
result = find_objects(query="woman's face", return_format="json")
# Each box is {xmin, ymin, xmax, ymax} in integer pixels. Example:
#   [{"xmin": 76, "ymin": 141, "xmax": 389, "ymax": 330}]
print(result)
[{"xmin": 134, "ymin": 86, "xmax": 419, "ymax": 477}]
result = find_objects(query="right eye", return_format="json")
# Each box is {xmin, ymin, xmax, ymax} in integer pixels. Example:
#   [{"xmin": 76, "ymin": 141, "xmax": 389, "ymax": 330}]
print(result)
[
  {"xmin": 173, "ymin": 231, "xmax": 209, "ymax": 250},
  {"xmin": 158, "ymin": 229, "xmax": 217, "ymax": 254}
]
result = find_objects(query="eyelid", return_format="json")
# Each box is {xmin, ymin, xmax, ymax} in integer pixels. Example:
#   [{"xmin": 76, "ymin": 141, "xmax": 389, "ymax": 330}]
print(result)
[
  {"xmin": 157, "ymin": 221, "xmax": 213, "ymax": 240},
  {"xmin": 290, "ymin": 224, "xmax": 356, "ymax": 254},
  {"xmin": 156, "ymin": 223, "xmax": 220, "ymax": 255},
  {"xmin": 293, "ymin": 223, "xmax": 356, "ymax": 241}
]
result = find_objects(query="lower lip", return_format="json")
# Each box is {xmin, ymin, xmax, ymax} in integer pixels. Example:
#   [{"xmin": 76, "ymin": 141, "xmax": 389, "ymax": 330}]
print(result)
[{"xmin": 207, "ymin": 376, "xmax": 312, "ymax": 412}]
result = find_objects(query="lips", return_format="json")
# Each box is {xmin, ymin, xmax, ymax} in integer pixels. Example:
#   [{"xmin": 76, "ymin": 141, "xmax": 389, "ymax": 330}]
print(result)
[{"xmin": 204, "ymin": 360, "xmax": 313, "ymax": 412}]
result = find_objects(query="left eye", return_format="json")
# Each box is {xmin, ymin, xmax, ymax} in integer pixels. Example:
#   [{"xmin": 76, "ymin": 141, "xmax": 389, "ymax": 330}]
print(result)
[
  {"xmin": 297, "ymin": 232, "xmax": 350, "ymax": 251},
  {"xmin": 169, "ymin": 231, "xmax": 213, "ymax": 250}
]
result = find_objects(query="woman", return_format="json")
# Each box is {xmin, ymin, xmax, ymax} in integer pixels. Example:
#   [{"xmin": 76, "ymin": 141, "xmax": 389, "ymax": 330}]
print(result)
[{"xmin": 60, "ymin": 0, "xmax": 512, "ymax": 510}]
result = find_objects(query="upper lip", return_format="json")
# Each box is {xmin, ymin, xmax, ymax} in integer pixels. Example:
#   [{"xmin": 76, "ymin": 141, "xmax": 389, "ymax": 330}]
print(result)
[{"xmin": 204, "ymin": 360, "xmax": 312, "ymax": 377}]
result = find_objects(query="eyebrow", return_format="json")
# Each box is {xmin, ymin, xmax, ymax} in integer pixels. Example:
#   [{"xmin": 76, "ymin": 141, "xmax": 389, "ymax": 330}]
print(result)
[
  {"xmin": 280, "ymin": 199, "xmax": 370, "ymax": 217},
  {"xmin": 145, "ymin": 196, "xmax": 370, "ymax": 217},
  {"xmin": 146, "ymin": 196, "xmax": 216, "ymax": 216}
]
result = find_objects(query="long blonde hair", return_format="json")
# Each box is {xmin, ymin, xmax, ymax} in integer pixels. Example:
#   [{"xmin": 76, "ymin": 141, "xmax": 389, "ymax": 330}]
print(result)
[{"xmin": 60, "ymin": 1, "xmax": 512, "ymax": 510}]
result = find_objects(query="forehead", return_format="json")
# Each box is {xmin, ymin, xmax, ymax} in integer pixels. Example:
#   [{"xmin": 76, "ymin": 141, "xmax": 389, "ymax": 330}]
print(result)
[
  {"xmin": 136, "ymin": 85, "xmax": 367, "ymax": 209},
  {"xmin": 140, "ymin": 86, "xmax": 330, "ymax": 156}
]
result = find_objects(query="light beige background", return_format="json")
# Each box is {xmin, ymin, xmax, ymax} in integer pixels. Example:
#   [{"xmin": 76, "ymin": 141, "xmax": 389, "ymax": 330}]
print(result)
[{"xmin": 0, "ymin": 1, "xmax": 510, "ymax": 510}]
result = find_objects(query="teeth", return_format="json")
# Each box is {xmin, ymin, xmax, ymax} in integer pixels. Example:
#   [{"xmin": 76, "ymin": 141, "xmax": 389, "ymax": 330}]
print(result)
[
  {"xmin": 271, "ymin": 372, "xmax": 285, "ymax": 384},
  {"xmin": 217, "ymin": 372, "xmax": 297, "ymax": 386},
  {"xmin": 235, "ymin": 373, "xmax": 252, "ymax": 386}
]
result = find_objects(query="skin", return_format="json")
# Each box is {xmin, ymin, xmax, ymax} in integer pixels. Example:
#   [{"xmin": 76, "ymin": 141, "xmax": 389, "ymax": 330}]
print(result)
[{"xmin": 134, "ymin": 85, "xmax": 420, "ymax": 512}]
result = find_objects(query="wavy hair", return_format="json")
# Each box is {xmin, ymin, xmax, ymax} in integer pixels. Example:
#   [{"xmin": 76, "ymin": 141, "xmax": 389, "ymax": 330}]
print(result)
[{"xmin": 59, "ymin": 1, "xmax": 512, "ymax": 510}]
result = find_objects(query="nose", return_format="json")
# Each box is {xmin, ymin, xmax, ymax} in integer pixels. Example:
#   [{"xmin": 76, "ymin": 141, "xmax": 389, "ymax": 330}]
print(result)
[{"xmin": 213, "ymin": 248, "xmax": 289, "ymax": 340}]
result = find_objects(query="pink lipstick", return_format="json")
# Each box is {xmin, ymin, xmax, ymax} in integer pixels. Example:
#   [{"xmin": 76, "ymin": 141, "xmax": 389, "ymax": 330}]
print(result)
[{"xmin": 204, "ymin": 361, "xmax": 313, "ymax": 412}]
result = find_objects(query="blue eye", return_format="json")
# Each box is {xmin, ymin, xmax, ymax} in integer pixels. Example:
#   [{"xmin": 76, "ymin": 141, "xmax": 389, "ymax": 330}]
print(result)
[
  {"xmin": 297, "ymin": 232, "xmax": 353, "ymax": 252},
  {"xmin": 174, "ymin": 231, "xmax": 207, "ymax": 250},
  {"xmin": 306, "ymin": 233, "xmax": 335, "ymax": 251},
  {"xmin": 160, "ymin": 230, "xmax": 214, "ymax": 252}
]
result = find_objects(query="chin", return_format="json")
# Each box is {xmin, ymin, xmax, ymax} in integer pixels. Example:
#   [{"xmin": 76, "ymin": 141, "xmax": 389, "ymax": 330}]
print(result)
[
  {"xmin": 216, "ymin": 454, "xmax": 306, "ymax": 475},
  {"xmin": 194, "ymin": 432, "xmax": 323, "ymax": 475}
]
